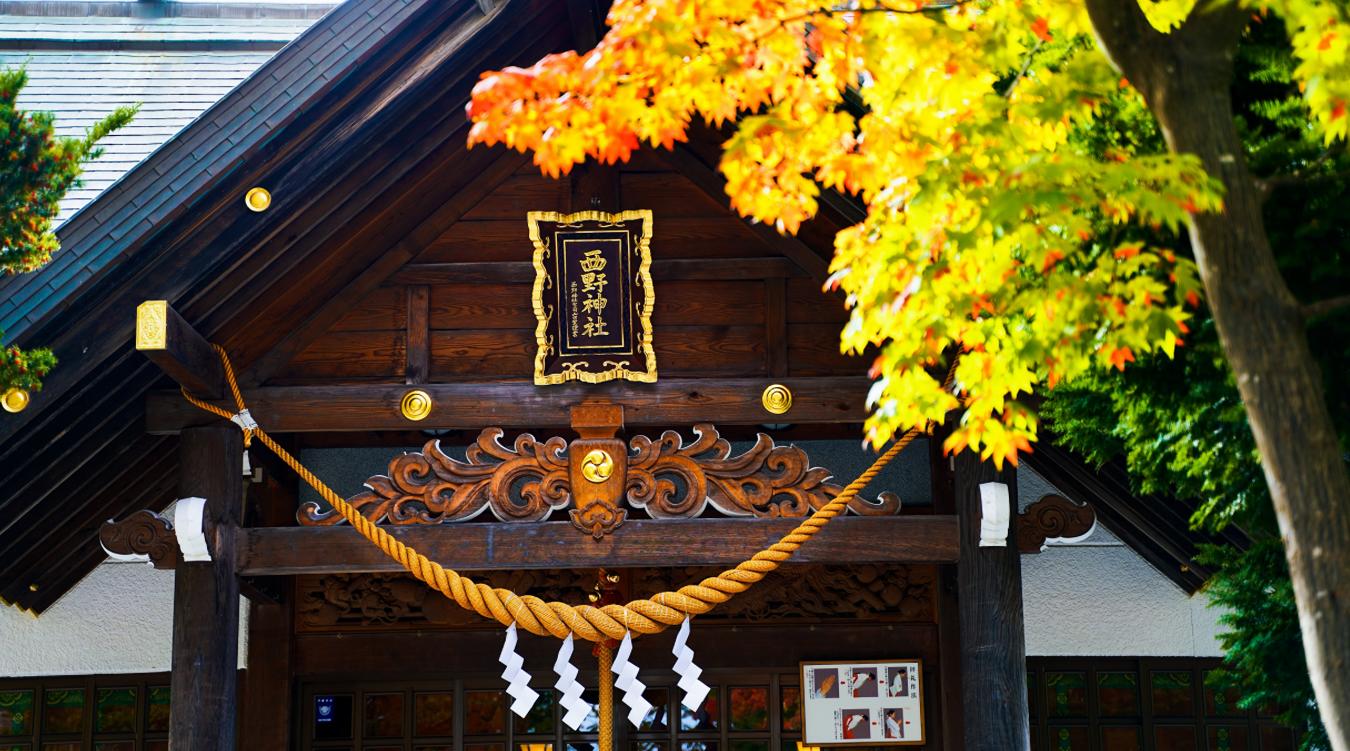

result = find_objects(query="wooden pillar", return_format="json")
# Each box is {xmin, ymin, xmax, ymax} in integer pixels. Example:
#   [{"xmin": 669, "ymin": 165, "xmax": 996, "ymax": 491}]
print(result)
[
  {"xmin": 930, "ymin": 430, "xmax": 964, "ymax": 750},
  {"xmin": 170, "ymin": 423, "xmax": 243, "ymax": 751},
  {"xmin": 241, "ymin": 464, "xmax": 297, "ymax": 748},
  {"xmin": 955, "ymin": 450, "xmax": 1029, "ymax": 751}
]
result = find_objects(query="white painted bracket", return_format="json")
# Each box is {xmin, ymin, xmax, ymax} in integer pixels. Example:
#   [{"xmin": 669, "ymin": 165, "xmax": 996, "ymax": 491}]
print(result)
[
  {"xmin": 173, "ymin": 496, "xmax": 212, "ymax": 562},
  {"xmin": 978, "ymin": 481, "xmax": 1010, "ymax": 547}
]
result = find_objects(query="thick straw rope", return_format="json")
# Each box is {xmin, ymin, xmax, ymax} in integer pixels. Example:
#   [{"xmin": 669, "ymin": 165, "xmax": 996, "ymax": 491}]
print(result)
[{"xmin": 183, "ymin": 345, "xmax": 919, "ymax": 642}]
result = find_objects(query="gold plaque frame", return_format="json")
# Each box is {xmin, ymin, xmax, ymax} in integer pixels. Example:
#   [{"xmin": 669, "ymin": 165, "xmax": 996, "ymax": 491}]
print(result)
[{"xmin": 528, "ymin": 209, "xmax": 657, "ymax": 385}]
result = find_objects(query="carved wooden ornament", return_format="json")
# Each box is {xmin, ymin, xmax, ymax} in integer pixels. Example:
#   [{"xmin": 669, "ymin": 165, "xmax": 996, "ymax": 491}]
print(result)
[
  {"xmin": 1015, "ymin": 494, "xmax": 1097, "ymax": 553},
  {"xmin": 298, "ymin": 423, "xmax": 902, "ymax": 537},
  {"xmin": 100, "ymin": 509, "xmax": 179, "ymax": 568}
]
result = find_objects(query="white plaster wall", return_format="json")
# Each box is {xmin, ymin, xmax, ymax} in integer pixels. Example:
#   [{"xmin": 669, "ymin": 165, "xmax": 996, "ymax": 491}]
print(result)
[
  {"xmin": 0, "ymin": 561, "xmax": 248, "ymax": 677},
  {"xmin": 1018, "ymin": 467, "xmax": 1227, "ymax": 657}
]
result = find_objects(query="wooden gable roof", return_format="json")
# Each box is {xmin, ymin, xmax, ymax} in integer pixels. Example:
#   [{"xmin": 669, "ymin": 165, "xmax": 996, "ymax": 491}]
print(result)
[{"xmin": 0, "ymin": 0, "xmax": 1239, "ymax": 613}]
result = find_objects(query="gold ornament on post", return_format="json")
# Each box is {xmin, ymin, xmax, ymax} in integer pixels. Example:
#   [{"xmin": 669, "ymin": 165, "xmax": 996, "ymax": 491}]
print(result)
[
  {"xmin": 761, "ymin": 383, "xmax": 793, "ymax": 415},
  {"xmin": 135, "ymin": 300, "xmax": 168, "ymax": 350},
  {"xmin": 2, "ymin": 388, "xmax": 30, "ymax": 413},
  {"xmin": 244, "ymin": 187, "xmax": 271, "ymax": 212},
  {"xmin": 400, "ymin": 389, "xmax": 433, "ymax": 421}
]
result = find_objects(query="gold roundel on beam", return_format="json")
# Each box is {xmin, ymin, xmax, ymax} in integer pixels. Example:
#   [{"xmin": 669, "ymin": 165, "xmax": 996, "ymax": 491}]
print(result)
[
  {"xmin": 244, "ymin": 187, "xmax": 271, "ymax": 212},
  {"xmin": 400, "ymin": 389, "xmax": 433, "ymax": 421},
  {"xmin": 761, "ymin": 384, "xmax": 792, "ymax": 415},
  {"xmin": 581, "ymin": 448, "xmax": 614, "ymax": 483},
  {"xmin": 1, "ymin": 388, "xmax": 30, "ymax": 413}
]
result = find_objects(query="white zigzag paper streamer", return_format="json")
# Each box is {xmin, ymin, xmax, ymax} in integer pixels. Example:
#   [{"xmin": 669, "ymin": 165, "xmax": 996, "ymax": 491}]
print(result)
[
  {"xmin": 498, "ymin": 624, "xmax": 540, "ymax": 717},
  {"xmin": 553, "ymin": 635, "xmax": 590, "ymax": 730},
  {"xmin": 610, "ymin": 632, "xmax": 653, "ymax": 727},
  {"xmin": 672, "ymin": 617, "xmax": 710, "ymax": 711}
]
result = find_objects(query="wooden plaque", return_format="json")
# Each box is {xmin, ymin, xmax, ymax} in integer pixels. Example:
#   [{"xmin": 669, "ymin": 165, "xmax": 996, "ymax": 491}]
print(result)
[
  {"xmin": 528, "ymin": 210, "xmax": 656, "ymax": 385},
  {"xmin": 799, "ymin": 659, "xmax": 925, "ymax": 746}
]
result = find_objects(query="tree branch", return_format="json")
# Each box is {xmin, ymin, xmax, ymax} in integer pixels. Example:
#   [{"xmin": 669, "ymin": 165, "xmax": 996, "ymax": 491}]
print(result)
[
  {"xmin": 1002, "ymin": 40, "xmax": 1044, "ymax": 100},
  {"xmin": 1302, "ymin": 294, "xmax": 1350, "ymax": 321}
]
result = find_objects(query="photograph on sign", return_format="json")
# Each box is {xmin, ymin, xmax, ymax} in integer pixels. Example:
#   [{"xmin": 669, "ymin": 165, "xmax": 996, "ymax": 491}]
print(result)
[{"xmin": 799, "ymin": 660, "xmax": 924, "ymax": 746}]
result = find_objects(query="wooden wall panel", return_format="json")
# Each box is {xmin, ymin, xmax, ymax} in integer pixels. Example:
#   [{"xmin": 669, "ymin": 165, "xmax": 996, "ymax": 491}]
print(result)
[
  {"xmin": 274, "ymin": 331, "xmax": 407, "ymax": 383},
  {"xmin": 787, "ymin": 322, "xmax": 866, "ymax": 376},
  {"xmin": 429, "ymin": 329, "xmax": 534, "ymax": 378},
  {"xmin": 428, "ymin": 282, "xmax": 537, "ymax": 329},
  {"xmin": 620, "ymin": 170, "xmax": 727, "ymax": 217},
  {"xmin": 786, "ymin": 277, "xmax": 850, "ymax": 324},
  {"xmin": 425, "ymin": 325, "xmax": 767, "ymax": 380},
  {"xmin": 328, "ymin": 285, "xmax": 406, "ymax": 332},
  {"xmin": 460, "ymin": 170, "xmax": 568, "ymax": 220},
  {"xmin": 651, "ymin": 279, "xmax": 765, "ymax": 326},
  {"xmin": 658, "ymin": 325, "xmax": 766, "ymax": 376}
]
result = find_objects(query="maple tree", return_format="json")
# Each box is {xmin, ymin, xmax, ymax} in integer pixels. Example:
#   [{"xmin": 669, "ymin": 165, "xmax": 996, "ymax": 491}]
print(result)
[
  {"xmin": 467, "ymin": 0, "xmax": 1350, "ymax": 744},
  {"xmin": 0, "ymin": 67, "xmax": 135, "ymax": 397}
]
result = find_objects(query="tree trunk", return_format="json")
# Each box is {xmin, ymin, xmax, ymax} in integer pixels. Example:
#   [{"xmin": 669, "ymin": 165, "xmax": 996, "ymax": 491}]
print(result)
[{"xmin": 1085, "ymin": 1, "xmax": 1350, "ymax": 747}]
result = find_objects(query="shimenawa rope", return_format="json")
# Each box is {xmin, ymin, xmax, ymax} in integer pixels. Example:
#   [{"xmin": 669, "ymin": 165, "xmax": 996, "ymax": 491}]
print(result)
[{"xmin": 182, "ymin": 344, "xmax": 922, "ymax": 642}]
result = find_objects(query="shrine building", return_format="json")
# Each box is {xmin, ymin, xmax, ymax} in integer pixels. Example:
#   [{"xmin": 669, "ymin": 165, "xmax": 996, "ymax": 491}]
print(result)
[{"xmin": 0, "ymin": 2, "xmax": 1291, "ymax": 750}]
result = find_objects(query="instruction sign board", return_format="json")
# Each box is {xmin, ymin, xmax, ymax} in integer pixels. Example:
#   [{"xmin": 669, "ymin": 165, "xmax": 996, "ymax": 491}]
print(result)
[{"xmin": 799, "ymin": 659, "xmax": 924, "ymax": 746}]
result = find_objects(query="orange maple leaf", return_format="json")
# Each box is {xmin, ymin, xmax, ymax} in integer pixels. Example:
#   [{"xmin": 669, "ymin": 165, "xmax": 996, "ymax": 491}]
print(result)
[
  {"xmin": 1030, "ymin": 17, "xmax": 1052, "ymax": 42},
  {"xmin": 1108, "ymin": 346, "xmax": 1135, "ymax": 371}
]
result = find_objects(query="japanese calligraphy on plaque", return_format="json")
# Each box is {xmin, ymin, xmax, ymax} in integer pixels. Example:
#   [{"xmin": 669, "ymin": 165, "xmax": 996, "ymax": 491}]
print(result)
[{"xmin": 528, "ymin": 210, "xmax": 657, "ymax": 385}]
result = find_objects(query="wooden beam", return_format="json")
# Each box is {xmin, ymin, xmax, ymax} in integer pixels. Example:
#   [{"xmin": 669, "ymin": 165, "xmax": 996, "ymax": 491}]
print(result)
[
  {"xmin": 145, "ymin": 376, "xmax": 870, "ymax": 434},
  {"xmin": 170, "ymin": 423, "xmax": 244, "ymax": 751},
  {"xmin": 659, "ymin": 145, "xmax": 831, "ymax": 281},
  {"xmin": 135, "ymin": 300, "xmax": 226, "ymax": 400},
  {"xmin": 955, "ymin": 451, "xmax": 1029, "ymax": 751},
  {"xmin": 237, "ymin": 515, "xmax": 958, "ymax": 575}
]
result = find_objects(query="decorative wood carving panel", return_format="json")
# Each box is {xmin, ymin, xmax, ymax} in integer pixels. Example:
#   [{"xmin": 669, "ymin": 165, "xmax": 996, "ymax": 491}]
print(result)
[
  {"xmin": 295, "ymin": 564, "xmax": 937, "ymax": 632},
  {"xmin": 300, "ymin": 429, "xmax": 571, "ymax": 526},
  {"xmin": 1015, "ymin": 493, "xmax": 1097, "ymax": 553},
  {"xmin": 628, "ymin": 425, "xmax": 900, "ymax": 518},
  {"xmin": 99, "ymin": 509, "xmax": 178, "ymax": 569},
  {"xmin": 299, "ymin": 423, "xmax": 902, "ymax": 532}
]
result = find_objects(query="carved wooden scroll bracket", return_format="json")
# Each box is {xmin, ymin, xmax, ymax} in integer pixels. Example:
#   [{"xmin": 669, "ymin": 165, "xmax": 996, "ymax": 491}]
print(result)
[
  {"xmin": 298, "ymin": 419, "xmax": 903, "ymax": 539},
  {"xmin": 1015, "ymin": 494, "xmax": 1097, "ymax": 553},
  {"xmin": 99, "ymin": 509, "xmax": 179, "ymax": 568}
]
